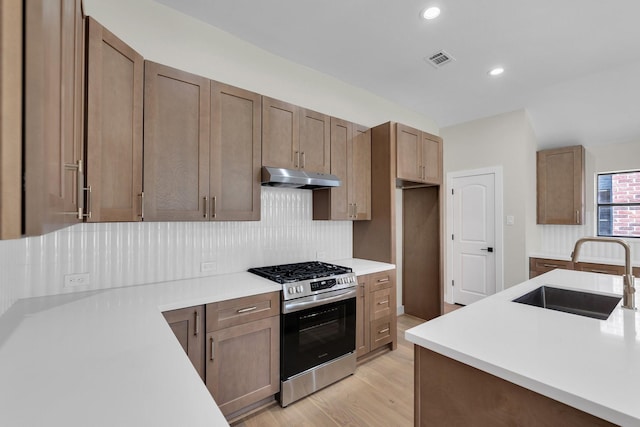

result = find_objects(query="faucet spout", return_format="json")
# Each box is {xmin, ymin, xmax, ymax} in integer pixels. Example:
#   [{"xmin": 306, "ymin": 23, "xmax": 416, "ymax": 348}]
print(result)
[{"xmin": 571, "ymin": 237, "xmax": 636, "ymax": 311}]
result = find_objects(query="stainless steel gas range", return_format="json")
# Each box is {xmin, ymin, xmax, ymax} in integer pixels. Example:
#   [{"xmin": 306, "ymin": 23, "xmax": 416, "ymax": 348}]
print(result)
[{"xmin": 249, "ymin": 261, "xmax": 357, "ymax": 407}]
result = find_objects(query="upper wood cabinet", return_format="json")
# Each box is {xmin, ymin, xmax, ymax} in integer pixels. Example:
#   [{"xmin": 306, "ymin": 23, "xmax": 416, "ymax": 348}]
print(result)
[
  {"xmin": 210, "ymin": 83, "xmax": 261, "ymax": 221},
  {"xmin": 396, "ymin": 123, "xmax": 442, "ymax": 185},
  {"xmin": 262, "ymin": 97, "xmax": 330, "ymax": 174},
  {"xmin": 162, "ymin": 305, "xmax": 205, "ymax": 380},
  {"xmin": 537, "ymin": 145, "xmax": 584, "ymax": 225},
  {"xmin": 85, "ymin": 17, "xmax": 143, "ymax": 222},
  {"xmin": 143, "ymin": 61, "xmax": 211, "ymax": 221},
  {"xmin": 313, "ymin": 120, "xmax": 371, "ymax": 220},
  {"xmin": 24, "ymin": 0, "xmax": 85, "ymax": 235},
  {"xmin": 143, "ymin": 62, "xmax": 261, "ymax": 222}
]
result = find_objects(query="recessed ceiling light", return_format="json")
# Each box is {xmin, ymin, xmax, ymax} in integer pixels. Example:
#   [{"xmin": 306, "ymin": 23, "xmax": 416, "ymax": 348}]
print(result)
[
  {"xmin": 488, "ymin": 67, "xmax": 504, "ymax": 76},
  {"xmin": 422, "ymin": 6, "xmax": 441, "ymax": 20}
]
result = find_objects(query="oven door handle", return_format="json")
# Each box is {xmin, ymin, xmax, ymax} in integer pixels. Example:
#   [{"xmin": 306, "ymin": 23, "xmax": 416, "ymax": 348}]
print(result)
[{"xmin": 283, "ymin": 288, "xmax": 357, "ymax": 313}]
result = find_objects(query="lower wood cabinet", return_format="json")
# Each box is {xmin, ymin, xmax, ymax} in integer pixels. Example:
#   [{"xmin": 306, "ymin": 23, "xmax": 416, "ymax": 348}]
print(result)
[
  {"xmin": 530, "ymin": 257, "xmax": 640, "ymax": 278},
  {"xmin": 206, "ymin": 292, "xmax": 280, "ymax": 418},
  {"xmin": 356, "ymin": 269, "xmax": 397, "ymax": 359},
  {"xmin": 162, "ymin": 305, "xmax": 205, "ymax": 380},
  {"xmin": 163, "ymin": 292, "xmax": 280, "ymax": 420}
]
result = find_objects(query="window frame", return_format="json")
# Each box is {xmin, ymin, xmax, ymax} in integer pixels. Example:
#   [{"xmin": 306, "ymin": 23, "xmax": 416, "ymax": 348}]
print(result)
[{"xmin": 596, "ymin": 170, "xmax": 640, "ymax": 239}]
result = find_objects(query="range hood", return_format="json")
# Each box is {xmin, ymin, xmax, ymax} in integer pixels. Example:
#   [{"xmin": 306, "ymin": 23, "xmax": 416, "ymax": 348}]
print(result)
[{"xmin": 261, "ymin": 166, "xmax": 341, "ymax": 189}]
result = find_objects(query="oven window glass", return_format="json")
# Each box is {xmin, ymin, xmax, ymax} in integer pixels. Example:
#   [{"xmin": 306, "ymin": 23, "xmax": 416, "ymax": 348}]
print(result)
[{"xmin": 281, "ymin": 297, "xmax": 355, "ymax": 379}]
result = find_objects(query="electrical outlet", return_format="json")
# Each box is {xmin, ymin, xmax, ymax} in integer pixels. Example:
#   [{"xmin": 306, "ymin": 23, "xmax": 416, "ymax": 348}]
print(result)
[
  {"xmin": 201, "ymin": 261, "xmax": 217, "ymax": 273},
  {"xmin": 64, "ymin": 273, "xmax": 91, "ymax": 288}
]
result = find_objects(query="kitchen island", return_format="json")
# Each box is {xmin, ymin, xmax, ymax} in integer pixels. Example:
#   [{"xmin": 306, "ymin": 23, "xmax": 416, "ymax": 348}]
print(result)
[{"xmin": 406, "ymin": 269, "xmax": 640, "ymax": 426}]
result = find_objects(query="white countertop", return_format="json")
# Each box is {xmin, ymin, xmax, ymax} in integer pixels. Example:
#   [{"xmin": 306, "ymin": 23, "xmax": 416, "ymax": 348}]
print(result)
[
  {"xmin": 0, "ymin": 258, "xmax": 392, "ymax": 426},
  {"xmin": 406, "ymin": 269, "xmax": 640, "ymax": 426}
]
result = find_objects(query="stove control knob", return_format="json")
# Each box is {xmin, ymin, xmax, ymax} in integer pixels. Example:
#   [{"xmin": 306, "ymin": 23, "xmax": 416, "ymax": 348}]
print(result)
[
  {"xmin": 288, "ymin": 287, "xmax": 295, "ymax": 294},
  {"xmin": 297, "ymin": 285, "xmax": 303, "ymax": 293},
  {"xmin": 337, "ymin": 278, "xmax": 343, "ymax": 284}
]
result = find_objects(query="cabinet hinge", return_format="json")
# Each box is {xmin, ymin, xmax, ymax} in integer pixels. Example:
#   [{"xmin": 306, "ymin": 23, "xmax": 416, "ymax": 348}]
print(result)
[
  {"xmin": 452, "ymin": 280, "xmax": 455, "ymax": 287},
  {"xmin": 451, "ymin": 234, "xmax": 454, "ymax": 240},
  {"xmin": 451, "ymin": 189, "xmax": 454, "ymax": 195}
]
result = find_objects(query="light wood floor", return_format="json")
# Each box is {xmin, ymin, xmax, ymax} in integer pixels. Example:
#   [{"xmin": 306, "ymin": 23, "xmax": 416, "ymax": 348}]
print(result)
[{"xmin": 233, "ymin": 314, "xmax": 426, "ymax": 427}]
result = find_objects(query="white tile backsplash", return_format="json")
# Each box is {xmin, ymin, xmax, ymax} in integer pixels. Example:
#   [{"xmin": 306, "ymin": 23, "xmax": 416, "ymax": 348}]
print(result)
[
  {"xmin": 0, "ymin": 187, "xmax": 352, "ymax": 317},
  {"xmin": 538, "ymin": 211, "xmax": 640, "ymax": 265}
]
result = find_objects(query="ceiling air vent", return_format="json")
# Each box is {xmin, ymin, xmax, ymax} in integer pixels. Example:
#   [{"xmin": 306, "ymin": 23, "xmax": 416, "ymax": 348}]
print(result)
[{"xmin": 425, "ymin": 50, "xmax": 455, "ymax": 68}]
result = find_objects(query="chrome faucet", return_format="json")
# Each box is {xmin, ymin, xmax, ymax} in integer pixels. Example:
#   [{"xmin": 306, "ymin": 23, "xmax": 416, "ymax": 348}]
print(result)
[{"xmin": 571, "ymin": 237, "xmax": 636, "ymax": 310}]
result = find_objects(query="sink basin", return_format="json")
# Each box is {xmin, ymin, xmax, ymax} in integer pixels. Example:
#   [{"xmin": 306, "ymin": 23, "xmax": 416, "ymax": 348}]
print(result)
[{"xmin": 513, "ymin": 286, "xmax": 621, "ymax": 320}]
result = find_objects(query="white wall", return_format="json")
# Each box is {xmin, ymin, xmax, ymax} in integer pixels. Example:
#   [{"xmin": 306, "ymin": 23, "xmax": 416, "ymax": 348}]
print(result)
[{"xmin": 441, "ymin": 109, "xmax": 538, "ymax": 288}]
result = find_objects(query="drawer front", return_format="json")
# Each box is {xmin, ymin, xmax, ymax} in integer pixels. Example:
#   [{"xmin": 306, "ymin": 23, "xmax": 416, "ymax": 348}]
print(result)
[
  {"xmin": 574, "ymin": 262, "xmax": 624, "ymax": 275},
  {"xmin": 370, "ymin": 288, "xmax": 392, "ymax": 321},
  {"xmin": 530, "ymin": 257, "xmax": 572, "ymax": 274},
  {"xmin": 370, "ymin": 317, "xmax": 392, "ymax": 350},
  {"xmin": 369, "ymin": 269, "xmax": 395, "ymax": 293},
  {"xmin": 207, "ymin": 291, "xmax": 280, "ymax": 332}
]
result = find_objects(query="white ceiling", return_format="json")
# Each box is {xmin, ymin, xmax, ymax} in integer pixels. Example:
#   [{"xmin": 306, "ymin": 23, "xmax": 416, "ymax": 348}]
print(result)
[{"xmin": 156, "ymin": 0, "xmax": 640, "ymax": 148}]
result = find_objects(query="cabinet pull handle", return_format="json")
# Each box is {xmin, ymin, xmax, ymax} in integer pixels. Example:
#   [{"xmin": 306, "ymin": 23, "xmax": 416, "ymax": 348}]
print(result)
[
  {"xmin": 588, "ymin": 269, "xmax": 611, "ymax": 274},
  {"xmin": 194, "ymin": 311, "xmax": 200, "ymax": 336},
  {"xmin": 378, "ymin": 327, "xmax": 390, "ymax": 334},
  {"xmin": 542, "ymin": 263, "xmax": 563, "ymax": 268},
  {"xmin": 139, "ymin": 192, "xmax": 144, "ymax": 219},
  {"xmin": 376, "ymin": 277, "xmax": 390, "ymax": 283},
  {"xmin": 212, "ymin": 196, "xmax": 217, "ymax": 219},
  {"xmin": 203, "ymin": 196, "xmax": 208, "ymax": 218},
  {"xmin": 237, "ymin": 306, "xmax": 257, "ymax": 314},
  {"xmin": 576, "ymin": 210, "xmax": 580, "ymax": 224},
  {"xmin": 378, "ymin": 300, "xmax": 389, "ymax": 305},
  {"xmin": 210, "ymin": 337, "xmax": 214, "ymax": 361},
  {"xmin": 294, "ymin": 151, "xmax": 299, "ymax": 168},
  {"xmin": 301, "ymin": 152, "xmax": 305, "ymax": 169},
  {"xmin": 84, "ymin": 186, "xmax": 92, "ymax": 219}
]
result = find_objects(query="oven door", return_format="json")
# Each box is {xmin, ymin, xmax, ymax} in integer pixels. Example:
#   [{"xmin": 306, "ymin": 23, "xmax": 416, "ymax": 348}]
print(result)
[{"xmin": 281, "ymin": 289, "xmax": 356, "ymax": 380}]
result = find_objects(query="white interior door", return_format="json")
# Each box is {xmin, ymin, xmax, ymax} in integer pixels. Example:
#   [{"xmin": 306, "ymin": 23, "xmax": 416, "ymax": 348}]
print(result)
[{"xmin": 452, "ymin": 173, "xmax": 496, "ymax": 305}]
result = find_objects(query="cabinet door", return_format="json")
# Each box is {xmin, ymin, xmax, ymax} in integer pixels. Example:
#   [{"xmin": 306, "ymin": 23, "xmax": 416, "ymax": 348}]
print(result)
[
  {"xmin": 0, "ymin": 0, "xmax": 22, "ymax": 239},
  {"xmin": 396, "ymin": 123, "xmax": 422, "ymax": 183},
  {"xmin": 162, "ymin": 306, "xmax": 205, "ymax": 380},
  {"xmin": 262, "ymin": 97, "xmax": 298, "ymax": 169},
  {"xmin": 422, "ymin": 133, "xmax": 443, "ymax": 185},
  {"xmin": 206, "ymin": 316, "xmax": 279, "ymax": 417},
  {"xmin": 300, "ymin": 109, "xmax": 331, "ymax": 174},
  {"xmin": 537, "ymin": 145, "xmax": 584, "ymax": 225},
  {"xmin": 210, "ymin": 83, "xmax": 261, "ymax": 221},
  {"xmin": 355, "ymin": 274, "xmax": 370, "ymax": 358},
  {"xmin": 329, "ymin": 117, "xmax": 352, "ymax": 219},
  {"xmin": 352, "ymin": 125, "xmax": 371, "ymax": 220},
  {"xmin": 85, "ymin": 17, "xmax": 143, "ymax": 222},
  {"xmin": 24, "ymin": 0, "xmax": 84, "ymax": 235},
  {"xmin": 143, "ymin": 61, "xmax": 210, "ymax": 221}
]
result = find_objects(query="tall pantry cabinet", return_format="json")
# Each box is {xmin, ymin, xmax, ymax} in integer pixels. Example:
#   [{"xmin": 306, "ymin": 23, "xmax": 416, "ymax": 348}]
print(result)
[{"xmin": 353, "ymin": 122, "xmax": 443, "ymax": 321}]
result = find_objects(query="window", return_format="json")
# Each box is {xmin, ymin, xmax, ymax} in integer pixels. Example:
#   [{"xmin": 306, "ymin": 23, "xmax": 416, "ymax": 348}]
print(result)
[{"xmin": 596, "ymin": 171, "xmax": 640, "ymax": 238}]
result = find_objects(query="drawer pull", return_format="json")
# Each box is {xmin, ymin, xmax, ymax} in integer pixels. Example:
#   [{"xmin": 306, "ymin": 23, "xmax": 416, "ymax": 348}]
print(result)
[
  {"xmin": 376, "ymin": 277, "xmax": 390, "ymax": 283},
  {"xmin": 194, "ymin": 311, "xmax": 200, "ymax": 336},
  {"xmin": 377, "ymin": 300, "xmax": 389, "ymax": 305},
  {"xmin": 542, "ymin": 264, "xmax": 563, "ymax": 268},
  {"xmin": 237, "ymin": 306, "xmax": 258, "ymax": 314},
  {"xmin": 210, "ymin": 337, "xmax": 214, "ymax": 361},
  {"xmin": 588, "ymin": 269, "xmax": 612, "ymax": 274},
  {"xmin": 378, "ymin": 327, "xmax": 390, "ymax": 334}
]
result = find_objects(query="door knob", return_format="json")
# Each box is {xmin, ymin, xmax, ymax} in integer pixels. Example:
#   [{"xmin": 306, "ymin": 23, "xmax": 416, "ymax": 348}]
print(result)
[{"xmin": 481, "ymin": 247, "xmax": 494, "ymax": 253}]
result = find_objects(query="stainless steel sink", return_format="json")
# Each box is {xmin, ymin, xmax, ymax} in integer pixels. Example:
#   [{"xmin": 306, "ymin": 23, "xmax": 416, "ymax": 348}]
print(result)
[{"xmin": 513, "ymin": 286, "xmax": 621, "ymax": 320}]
